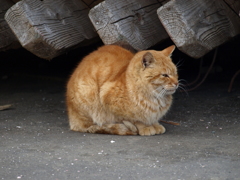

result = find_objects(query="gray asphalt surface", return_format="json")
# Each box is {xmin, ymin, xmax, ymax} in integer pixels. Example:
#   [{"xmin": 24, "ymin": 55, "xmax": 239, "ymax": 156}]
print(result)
[{"xmin": 1, "ymin": 75, "xmax": 240, "ymax": 180}]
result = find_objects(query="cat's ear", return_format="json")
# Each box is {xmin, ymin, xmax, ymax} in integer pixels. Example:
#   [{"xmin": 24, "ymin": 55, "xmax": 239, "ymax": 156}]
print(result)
[
  {"xmin": 142, "ymin": 52, "xmax": 155, "ymax": 70},
  {"xmin": 162, "ymin": 45, "xmax": 175, "ymax": 57}
]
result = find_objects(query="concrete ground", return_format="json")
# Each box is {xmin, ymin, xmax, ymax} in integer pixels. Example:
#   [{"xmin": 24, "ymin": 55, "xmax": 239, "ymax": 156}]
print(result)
[{"xmin": 0, "ymin": 72, "xmax": 239, "ymax": 180}]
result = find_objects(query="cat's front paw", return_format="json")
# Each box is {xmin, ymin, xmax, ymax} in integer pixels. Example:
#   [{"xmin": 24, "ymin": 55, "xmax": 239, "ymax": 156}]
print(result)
[
  {"xmin": 138, "ymin": 126, "xmax": 156, "ymax": 136},
  {"xmin": 135, "ymin": 122, "xmax": 166, "ymax": 136},
  {"xmin": 153, "ymin": 123, "xmax": 166, "ymax": 134}
]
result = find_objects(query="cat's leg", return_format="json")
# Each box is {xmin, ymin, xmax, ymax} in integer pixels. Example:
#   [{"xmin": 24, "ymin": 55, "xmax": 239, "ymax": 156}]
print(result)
[
  {"xmin": 134, "ymin": 122, "xmax": 165, "ymax": 136},
  {"xmin": 123, "ymin": 120, "xmax": 138, "ymax": 133},
  {"xmin": 68, "ymin": 108, "xmax": 94, "ymax": 132},
  {"xmin": 87, "ymin": 121, "xmax": 137, "ymax": 135},
  {"xmin": 69, "ymin": 112, "xmax": 137, "ymax": 135}
]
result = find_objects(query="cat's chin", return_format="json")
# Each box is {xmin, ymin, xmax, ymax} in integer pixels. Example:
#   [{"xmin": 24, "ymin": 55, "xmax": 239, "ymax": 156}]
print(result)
[{"xmin": 165, "ymin": 89, "xmax": 176, "ymax": 95}]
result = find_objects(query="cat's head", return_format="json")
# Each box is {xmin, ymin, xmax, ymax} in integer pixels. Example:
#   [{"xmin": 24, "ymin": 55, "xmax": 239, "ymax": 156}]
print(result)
[{"xmin": 131, "ymin": 45, "xmax": 178, "ymax": 97}]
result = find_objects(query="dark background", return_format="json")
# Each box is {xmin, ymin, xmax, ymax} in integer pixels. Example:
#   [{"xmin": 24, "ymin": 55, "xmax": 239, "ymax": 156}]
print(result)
[{"xmin": 1, "ymin": 35, "xmax": 240, "ymax": 90}]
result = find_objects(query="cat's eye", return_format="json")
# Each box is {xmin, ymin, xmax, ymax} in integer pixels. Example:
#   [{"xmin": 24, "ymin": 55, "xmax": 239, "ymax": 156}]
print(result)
[{"xmin": 162, "ymin": 74, "xmax": 169, "ymax": 77}]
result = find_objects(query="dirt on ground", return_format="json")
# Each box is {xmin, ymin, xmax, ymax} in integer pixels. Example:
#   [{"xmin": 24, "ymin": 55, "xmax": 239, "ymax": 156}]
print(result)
[{"xmin": 0, "ymin": 73, "xmax": 239, "ymax": 180}]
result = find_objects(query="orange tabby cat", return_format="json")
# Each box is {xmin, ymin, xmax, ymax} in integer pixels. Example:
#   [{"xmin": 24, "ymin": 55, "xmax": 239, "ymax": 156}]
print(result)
[{"xmin": 66, "ymin": 45, "xmax": 178, "ymax": 136}]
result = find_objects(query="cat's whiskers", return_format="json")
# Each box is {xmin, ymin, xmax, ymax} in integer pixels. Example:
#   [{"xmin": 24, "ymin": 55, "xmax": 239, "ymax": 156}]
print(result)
[
  {"xmin": 177, "ymin": 79, "xmax": 188, "ymax": 96},
  {"xmin": 161, "ymin": 88, "xmax": 167, "ymax": 97},
  {"xmin": 178, "ymin": 85, "xmax": 188, "ymax": 96},
  {"xmin": 154, "ymin": 88, "xmax": 166, "ymax": 99},
  {"xmin": 175, "ymin": 58, "xmax": 185, "ymax": 71},
  {"xmin": 178, "ymin": 79, "xmax": 188, "ymax": 84}
]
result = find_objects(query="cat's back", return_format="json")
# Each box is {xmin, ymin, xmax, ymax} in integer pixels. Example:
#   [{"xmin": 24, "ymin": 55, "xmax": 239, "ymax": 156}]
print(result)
[
  {"xmin": 95, "ymin": 45, "xmax": 134, "ymax": 69},
  {"xmin": 70, "ymin": 45, "xmax": 134, "ymax": 82},
  {"xmin": 80, "ymin": 45, "xmax": 133, "ymax": 67}
]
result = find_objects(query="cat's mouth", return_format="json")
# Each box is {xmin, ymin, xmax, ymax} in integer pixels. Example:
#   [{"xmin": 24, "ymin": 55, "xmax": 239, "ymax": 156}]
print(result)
[
  {"xmin": 164, "ymin": 83, "xmax": 178, "ymax": 94},
  {"xmin": 154, "ymin": 84, "xmax": 178, "ymax": 96},
  {"xmin": 165, "ymin": 89, "xmax": 176, "ymax": 94},
  {"xmin": 164, "ymin": 86, "xmax": 178, "ymax": 94}
]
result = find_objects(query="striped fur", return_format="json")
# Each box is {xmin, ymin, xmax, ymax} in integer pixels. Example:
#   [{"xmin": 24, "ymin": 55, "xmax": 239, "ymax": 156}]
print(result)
[{"xmin": 66, "ymin": 45, "xmax": 178, "ymax": 136}]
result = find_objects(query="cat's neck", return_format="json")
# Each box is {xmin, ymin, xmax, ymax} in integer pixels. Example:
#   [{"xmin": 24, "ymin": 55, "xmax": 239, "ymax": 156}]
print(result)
[
  {"xmin": 125, "ymin": 72, "xmax": 171, "ymax": 108},
  {"xmin": 125, "ymin": 68, "xmax": 172, "ymax": 111}
]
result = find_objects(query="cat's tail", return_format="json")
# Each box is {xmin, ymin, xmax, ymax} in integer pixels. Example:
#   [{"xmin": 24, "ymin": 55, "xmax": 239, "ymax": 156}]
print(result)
[{"xmin": 87, "ymin": 121, "xmax": 138, "ymax": 135}]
